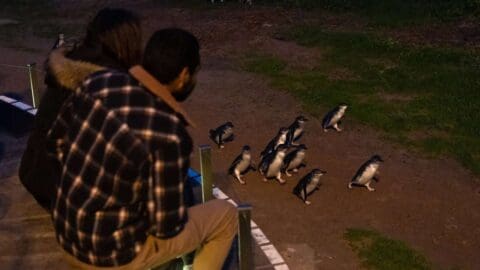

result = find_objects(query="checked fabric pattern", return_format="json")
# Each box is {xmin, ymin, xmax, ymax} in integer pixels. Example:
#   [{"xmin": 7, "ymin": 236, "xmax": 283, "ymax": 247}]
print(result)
[{"xmin": 47, "ymin": 70, "xmax": 193, "ymax": 266}]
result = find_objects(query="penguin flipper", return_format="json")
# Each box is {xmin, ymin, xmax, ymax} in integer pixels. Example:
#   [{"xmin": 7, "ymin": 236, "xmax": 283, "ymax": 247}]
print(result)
[
  {"xmin": 209, "ymin": 130, "xmax": 220, "ymax": 145},
  {"xmin": 302, "ymin": 184, "xmax": 308, "ymax": 202},
  {"xmin": 223, "ymin": 134, "xmax": 234, "ymax": 142},
  {"xmin": 286, "ymin": 130, "xmax": 294, "ymax": 146},
  {"xmin": 322, "ymin": 109, "xmax": 336, "ymax": 128},
  {"xmin": 293, "ymin": 131, "xmax": 304, "ymax": 142},
  {"xmin": 292, "ymin": 181, "xmax": 302, "ymax": 195},
  {"xmin": 259, "ymin": 152, "xmax": 273, "ymax": 171},
  {"xmin": 228, "ymin": 155, "xmax": 242, "ymax": 174}
]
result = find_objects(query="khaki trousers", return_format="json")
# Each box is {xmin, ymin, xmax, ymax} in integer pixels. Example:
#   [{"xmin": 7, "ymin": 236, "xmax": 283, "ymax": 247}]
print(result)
[{"xmin": 64, "ymin": 199, "xmax": 238, "ymax": 270}]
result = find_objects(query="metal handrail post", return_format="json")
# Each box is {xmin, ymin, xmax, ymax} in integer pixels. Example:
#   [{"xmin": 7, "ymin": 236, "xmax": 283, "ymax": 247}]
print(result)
[
  {"xmin": 199, "ymin": 145, "xmax": 214, "ymax": 202},
  {"xmin": 27, "ymin": 63, "xmax": 39, "ymax": 108},
  {"xmin": 238, "ymin": 204, "xmax": 253, "ymax": 270}
]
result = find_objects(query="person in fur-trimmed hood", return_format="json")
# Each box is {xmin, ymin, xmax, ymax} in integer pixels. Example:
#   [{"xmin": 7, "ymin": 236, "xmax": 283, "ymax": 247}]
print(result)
[{"xmin": 19, "ymin": 8, "xmax": 143, "ymax": 211}]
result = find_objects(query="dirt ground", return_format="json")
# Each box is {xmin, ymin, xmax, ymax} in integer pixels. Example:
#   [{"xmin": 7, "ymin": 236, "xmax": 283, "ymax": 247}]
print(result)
[{"xmin": 1, "ymin": 2, "xmax": 479, "ymax": 269}]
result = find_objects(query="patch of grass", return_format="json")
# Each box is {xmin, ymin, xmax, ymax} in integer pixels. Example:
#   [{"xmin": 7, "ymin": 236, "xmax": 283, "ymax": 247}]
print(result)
[
  {"xmin": 242, "ymin": 26, "xmax": 480, "ymax": 175},
  {"xmin": 345, "ymin": 228, "xmax": 432, "ymax": 270}
]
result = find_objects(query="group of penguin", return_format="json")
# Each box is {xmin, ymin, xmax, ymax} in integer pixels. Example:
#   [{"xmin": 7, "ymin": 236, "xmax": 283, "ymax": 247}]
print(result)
[{"xmin": 209, "ymin": 104, "xmax": 384, "ymax": 205}]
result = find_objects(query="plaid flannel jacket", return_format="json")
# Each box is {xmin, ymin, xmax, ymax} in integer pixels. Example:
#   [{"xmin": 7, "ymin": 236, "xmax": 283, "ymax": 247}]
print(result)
[{"xmin": 47, "ymin": 69, "xmax": 193, "ymax": 266}]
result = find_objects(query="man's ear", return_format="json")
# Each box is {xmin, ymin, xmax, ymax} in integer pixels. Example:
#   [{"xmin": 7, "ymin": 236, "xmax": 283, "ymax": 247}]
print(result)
[{"xmin": 176, "ymin": 67, "xmax": 190, "ymax": 89}]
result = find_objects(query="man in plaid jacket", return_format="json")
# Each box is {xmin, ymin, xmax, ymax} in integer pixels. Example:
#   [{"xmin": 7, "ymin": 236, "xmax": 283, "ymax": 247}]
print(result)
[{"xmin": 47, "ymin": 28, "xmax": 238, "ymax": 270}]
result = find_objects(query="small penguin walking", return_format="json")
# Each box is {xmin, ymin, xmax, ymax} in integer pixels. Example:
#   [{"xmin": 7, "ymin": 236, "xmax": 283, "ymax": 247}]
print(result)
[
  {"xmin": 349, "ymin": 155, "xmax": 383, "ymax": 191},
  {"xmin": 260, "ymin": 127, "xmax": 289, "ymax": 158},
  {"xmin": 282, "ymin": 144, "xmax": 307, "ymax": 176},
  {"xmin": 52, "ymin": 33, "xmax": 65, "ymax": 49},
  {"xmin": 293, "ymin": 169, "xmax": 327, "ymax": 205},
  {"xmin": 228, "ymin": 145, "xmax": 256, "ymax": 184},
  {"xmin": 209, "ymin": 122, "xmax": 234, "ymax": 148},
  {"xmin": 322, "ymin": 104, "xmax": 348, "ymax": 132},
  {"xmin": 286, "ymin": 116, "xmax": 308, "ymax": 146},
  {"xmin": 259, "ymin": 144, "xmax": 289, "ymax": 184}
]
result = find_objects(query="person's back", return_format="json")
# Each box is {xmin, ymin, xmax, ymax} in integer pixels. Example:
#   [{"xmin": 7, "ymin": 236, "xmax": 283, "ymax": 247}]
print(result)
[
  {"xmin": 19, "ymin": 8, "xmax": 142, "ymax": 211},
  {"xmin": 49, "ymin": 68, "xmax": 192, "ymax": 265},
  {"xmin": 48, "ymin": 28, "xmax": 238, "ymax": 270}
]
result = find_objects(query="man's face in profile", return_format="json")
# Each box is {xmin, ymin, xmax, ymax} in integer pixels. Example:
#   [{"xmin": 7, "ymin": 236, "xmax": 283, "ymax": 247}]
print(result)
[{"xmin": 173, "ymin": 66, "xmax": 199, "ymax": 102}]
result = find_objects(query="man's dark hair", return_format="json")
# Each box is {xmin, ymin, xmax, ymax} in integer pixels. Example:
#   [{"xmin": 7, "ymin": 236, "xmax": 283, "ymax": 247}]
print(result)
[
  {"xmin": 84, "ymin": 8, "xmax": 142, "ymax": 68},
  {"xmin": 143, "ymin": 28, "xmax": 200, "ymax": 84}
]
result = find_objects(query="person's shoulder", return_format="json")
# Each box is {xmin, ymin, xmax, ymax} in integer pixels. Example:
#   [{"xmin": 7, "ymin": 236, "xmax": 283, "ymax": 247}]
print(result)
[
  {"xmin": 82, "ymin": 69, "xmax": 143, "ymax": 95},
  {"xmin": 83, "ymin": 69, "xmax": 133, "ymax": 86}
]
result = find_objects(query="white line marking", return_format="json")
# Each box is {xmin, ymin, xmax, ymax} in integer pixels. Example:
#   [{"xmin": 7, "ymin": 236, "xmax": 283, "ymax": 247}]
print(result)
[
  {"xmin": 274, "ymin": 264, "xmax": 290, "ymax": 270},
  {"xmin": 211, "ymin": 185, "xmax": 289, "ymax": 269},
  {"xmin": 251, "ymin": 227, "xmax": 270, "ymax": 245},
  {"xmin": 261, "ymin": 245, "xmax": 285, "ymax": 265},
  {"xmin": 226, "ymin": 199, "xmax": 238, "ymax": 206},
  {"xmin": 11, "ymin": 101, "xmax": 32, "ymax": 110},
  {"xmin": 212, "ymin": 187, "xmax": 229, "ymax": 199},
  {"xmin": 0, "ymin": 95, "xmax": 16, "ymax": 103}
]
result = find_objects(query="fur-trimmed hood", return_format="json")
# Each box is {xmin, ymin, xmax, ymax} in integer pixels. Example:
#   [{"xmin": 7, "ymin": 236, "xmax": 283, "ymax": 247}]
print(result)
[{"xmin": 47, "ymin": 48, "xmax": 105, "ymax": 91}]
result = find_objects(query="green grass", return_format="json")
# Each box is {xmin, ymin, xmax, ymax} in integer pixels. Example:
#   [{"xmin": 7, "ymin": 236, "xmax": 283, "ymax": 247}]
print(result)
[
  {"xmin": 344, "ymin": 228, "xmax": 432, "ymax": 270},
  {"xmin": 242, "ymin": 27, "xmax": 480, "ymax": 175}
]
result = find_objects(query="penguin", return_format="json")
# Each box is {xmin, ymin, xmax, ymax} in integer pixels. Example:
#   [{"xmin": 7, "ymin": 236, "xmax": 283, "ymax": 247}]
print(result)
[
  {"xmin": 349, "ymin": 155, "xmax": 384, "ymax": 191},
  {"xmin": 293, "ymin": 169, "xmax": 327, "ymax": 205},
  {"xmin": 209, "ymin": 122, "xmax": 234, "ymax": 148},
  {"xmin": 228, "ymin": 145, "xmax": 256, "ymax": 184},
  {"xmin": 260, "ymin": 127, "xmax": 289, "ymax": 158},
  {"xmin": 286, "ymin": 116, "xmax": 308, "ymax": 146},
  {"xmin": 52, "ymin": 33, "xmax": 65, "ymax": 50},
  {"xmin": 322, "ymin": 104, "xmax": 348, "ymax": 132},
  {"xmin": 259, "ymin": 144, "xmax": 289, "ymax": 184},
  {"xmin": 282, "ymin": 144, "xmax": 307, "ymax": 176}
]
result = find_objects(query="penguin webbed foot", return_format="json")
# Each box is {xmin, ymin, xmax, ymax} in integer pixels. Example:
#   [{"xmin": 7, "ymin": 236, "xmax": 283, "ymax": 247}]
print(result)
[
  {"xmin": 304, "ymin": 200, "xmax": 311, "ymax": 205},
  {"xmin": 366, "ymin": 183, "xmax": 375, "ymax": 191}
]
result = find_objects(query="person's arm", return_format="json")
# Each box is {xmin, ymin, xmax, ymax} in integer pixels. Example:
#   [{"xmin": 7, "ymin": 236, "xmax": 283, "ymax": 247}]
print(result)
[{"xmin": 146, "ymin": 125, "xmax": 190, "ymax": 238}]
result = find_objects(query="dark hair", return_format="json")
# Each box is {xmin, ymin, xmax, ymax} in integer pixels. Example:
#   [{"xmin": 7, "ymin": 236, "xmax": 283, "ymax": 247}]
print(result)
[
  {"xmin": 142, "ymin": 28, "xmax": 200, "ymax": 84},
  {"xmin": 84, "ymin": 8, "xmax": 142, "ymax": 68}
]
